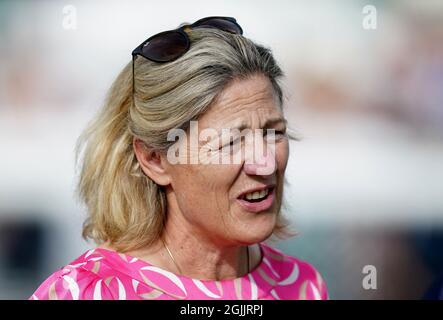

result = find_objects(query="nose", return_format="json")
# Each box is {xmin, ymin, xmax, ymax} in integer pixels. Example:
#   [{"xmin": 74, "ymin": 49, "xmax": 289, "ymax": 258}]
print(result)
[{"xmin": 243, "ymin": 144, "xmax": 277, "ymax": 176}]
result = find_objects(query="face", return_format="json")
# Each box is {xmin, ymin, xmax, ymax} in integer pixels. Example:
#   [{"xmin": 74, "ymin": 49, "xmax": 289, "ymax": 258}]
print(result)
[{"xmin": 163, "ymin": 74, "xmax": 289, "ymax": 246}]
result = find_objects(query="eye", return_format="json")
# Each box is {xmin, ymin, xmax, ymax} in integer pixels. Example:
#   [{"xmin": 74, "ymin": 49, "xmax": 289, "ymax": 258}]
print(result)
[
  {"xmin": 219, "ymin": 137, "xmax": 239, "ymax": 150},
  {"xmin": 265, "ymin": 128, "xmax": 286, "ymax": 138}
]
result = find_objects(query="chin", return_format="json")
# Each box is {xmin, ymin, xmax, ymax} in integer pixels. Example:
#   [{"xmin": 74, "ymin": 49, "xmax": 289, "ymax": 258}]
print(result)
[{"xmin": 240, "ymin": 220, "xmax": 276, "ymax": 244}]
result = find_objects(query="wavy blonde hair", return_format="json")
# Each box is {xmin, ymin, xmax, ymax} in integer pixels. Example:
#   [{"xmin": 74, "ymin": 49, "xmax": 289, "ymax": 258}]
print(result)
[{"xmin": 75, "ymin": 28, "xmax": 296, "ymax": 252}]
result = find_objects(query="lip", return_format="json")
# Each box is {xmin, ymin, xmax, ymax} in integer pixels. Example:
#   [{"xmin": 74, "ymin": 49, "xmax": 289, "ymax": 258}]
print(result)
[
  {"xmin": 236, "ymin": 185, "xmax": 276, "ymax": 213},
  {"xmin": 237, "ymin": 184, "xmax": 276, "ymax": 199}
]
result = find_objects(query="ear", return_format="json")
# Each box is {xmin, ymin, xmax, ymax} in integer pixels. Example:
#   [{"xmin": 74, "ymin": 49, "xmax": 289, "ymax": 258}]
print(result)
[{"xmin": 133, "ymin": 137, "xmax": 171, "ymax": 186}]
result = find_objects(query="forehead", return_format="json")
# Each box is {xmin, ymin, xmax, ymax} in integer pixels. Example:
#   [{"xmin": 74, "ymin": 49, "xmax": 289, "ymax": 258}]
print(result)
[{"xmin": 198, "ymin": 74, "xmax": 283, "ymax": 130}]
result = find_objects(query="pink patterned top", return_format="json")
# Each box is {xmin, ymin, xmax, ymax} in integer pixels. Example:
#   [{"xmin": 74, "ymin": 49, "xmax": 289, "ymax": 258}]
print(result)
[{"xmin": 30, "ymin": 243, "xmax": 328, "ymax": 300}]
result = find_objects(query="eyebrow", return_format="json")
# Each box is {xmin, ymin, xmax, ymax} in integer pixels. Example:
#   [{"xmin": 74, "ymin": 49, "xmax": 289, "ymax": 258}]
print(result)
[
  {"xmin": 198, "ymin": 117, "xmax": 288, "ymax": 146},
  {"xmin": 231, "ymin": 117, "xmax": 287, "ymax": 131}
]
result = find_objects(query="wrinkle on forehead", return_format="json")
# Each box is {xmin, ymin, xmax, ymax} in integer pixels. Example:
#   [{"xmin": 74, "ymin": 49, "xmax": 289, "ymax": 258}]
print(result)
[
  {"xmin": 199, "ymin": 74, "xmax": 282, "ymax": 130},
  {"xmin": 214, "ymin": 74, "xmax": 278, "ymax": 112}
]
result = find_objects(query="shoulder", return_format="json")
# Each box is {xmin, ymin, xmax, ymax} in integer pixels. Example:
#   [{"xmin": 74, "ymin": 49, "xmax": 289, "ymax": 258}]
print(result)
[
  {"xmin": 29, "ymin": 249, "xmax": 125, "ymax": 300},
  {"xmin": 261, "ymin": 243, "xmax": 329, "ymax": 300}
]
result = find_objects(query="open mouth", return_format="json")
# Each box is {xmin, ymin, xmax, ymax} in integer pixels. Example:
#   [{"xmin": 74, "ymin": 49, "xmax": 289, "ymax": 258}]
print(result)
[
  {"xmin": 237, "ymin": 186, "xmax": 275, "ymax": 213},
  {"xmin": 241, "ymin": 187, "xmax": 273, "ymax": 203}
]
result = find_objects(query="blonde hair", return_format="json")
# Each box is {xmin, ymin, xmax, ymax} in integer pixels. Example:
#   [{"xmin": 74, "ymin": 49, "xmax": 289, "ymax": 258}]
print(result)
[{"xmin": 76, "ymin": 28, "xmax": 295, "ymax": 252}]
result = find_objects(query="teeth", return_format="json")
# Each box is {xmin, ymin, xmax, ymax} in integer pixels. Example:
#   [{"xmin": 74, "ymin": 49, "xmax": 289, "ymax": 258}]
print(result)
[{"xmin": 245, "ymin": 188, "xmax": 269, "ymax": 200}]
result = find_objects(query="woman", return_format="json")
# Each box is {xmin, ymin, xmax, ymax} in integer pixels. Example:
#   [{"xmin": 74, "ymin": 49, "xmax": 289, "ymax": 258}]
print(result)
[{"xmin": 30, "ymin": 16, "xmax": 328, "ymax": 300}]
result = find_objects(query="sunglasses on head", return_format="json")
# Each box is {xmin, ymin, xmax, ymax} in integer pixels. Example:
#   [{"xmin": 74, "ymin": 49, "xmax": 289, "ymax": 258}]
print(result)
[
  {"xmin": 131, "ymin": 16, "xmax": 243, "ymax": 108},
  {"xmin": 132, "ymin": 16, "xmax": 243, "ymax": 63}
]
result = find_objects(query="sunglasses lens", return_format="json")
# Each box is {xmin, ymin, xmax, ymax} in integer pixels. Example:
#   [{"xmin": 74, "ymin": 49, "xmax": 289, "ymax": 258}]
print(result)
[
  {"xmin": 142, "ymin": 31, "xmax": 189, "ymax": 62},
  {"xmin": 194, "ymin": 18, "xmax": 243, "ymax": 35}
]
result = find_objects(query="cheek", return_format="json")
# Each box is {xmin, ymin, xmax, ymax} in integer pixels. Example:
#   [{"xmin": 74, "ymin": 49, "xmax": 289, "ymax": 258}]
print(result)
[
  {"xmin": 205, "ymin": 164, "xmax": 243, "ymax": 204},
  {"xmin": 275, "ymin": 140, "xmax": 289, "ymax": 173},
  {"xmin": 173, "ymin": 164, "xmax": 240, "ymax": 209}
]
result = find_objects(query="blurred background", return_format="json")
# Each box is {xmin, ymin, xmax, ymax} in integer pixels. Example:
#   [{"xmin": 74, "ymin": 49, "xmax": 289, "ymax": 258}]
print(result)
[{"xmin": 1, "ymin": 0, "xmax": 442, "ymax": 299}]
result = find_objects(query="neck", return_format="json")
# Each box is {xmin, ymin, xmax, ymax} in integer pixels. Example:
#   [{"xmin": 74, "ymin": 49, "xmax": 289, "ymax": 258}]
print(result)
[
  {"xmin": 160, "ymin": 210, "xmax": 252, "ymax": 280},
  {"xmin": 120, "ymin": 192, "xmax": 262, "ymax": 280}
]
